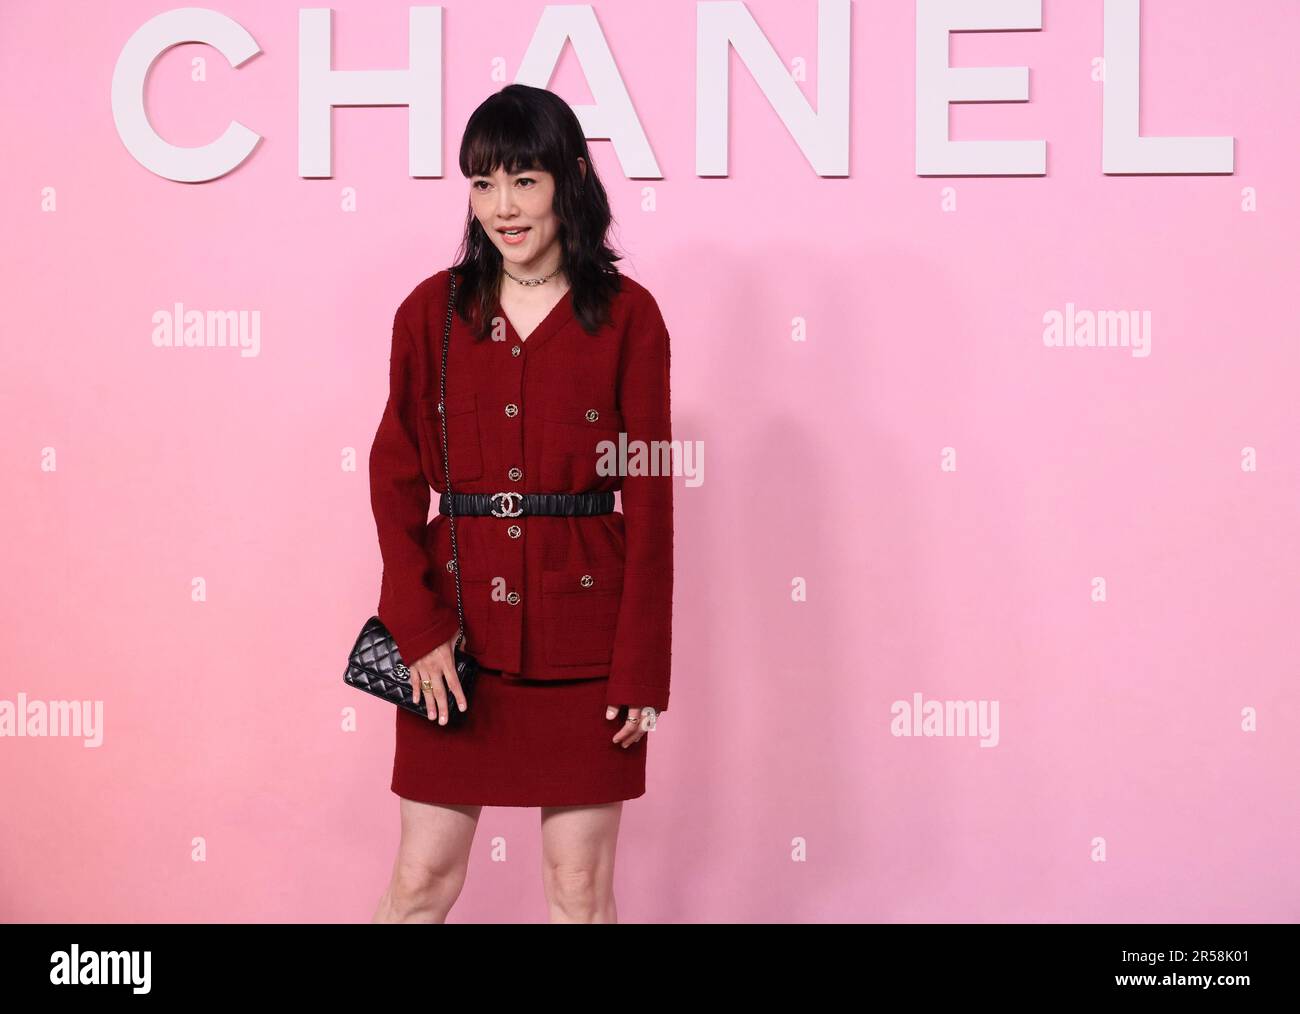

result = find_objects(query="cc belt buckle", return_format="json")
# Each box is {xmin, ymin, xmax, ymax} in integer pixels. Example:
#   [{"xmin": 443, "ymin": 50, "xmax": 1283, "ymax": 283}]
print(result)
[{"xmin": 490, "ymin": 491, "xmax": 524, "ymax": 518}]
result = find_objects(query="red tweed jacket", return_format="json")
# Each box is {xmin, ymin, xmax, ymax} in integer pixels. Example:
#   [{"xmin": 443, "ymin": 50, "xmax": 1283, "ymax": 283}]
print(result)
[{"xmin": 368, "ymin": 268, "xmax": 674, "ymax": 712}]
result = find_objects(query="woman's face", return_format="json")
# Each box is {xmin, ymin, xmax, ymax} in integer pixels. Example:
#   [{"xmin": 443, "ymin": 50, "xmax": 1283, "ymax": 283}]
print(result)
[{"xmin": 469, "ymin": 164, "xmax": 564, "ymax": 273}]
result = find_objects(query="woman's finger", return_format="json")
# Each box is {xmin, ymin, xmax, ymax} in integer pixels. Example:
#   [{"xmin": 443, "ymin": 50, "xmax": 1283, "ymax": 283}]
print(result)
[
  {"xmin": 429, "ymin": 665, "xmax": 451, "ymax": 725},
  {"xmin": 418, "ymin": 662, "xmax": 440, "ymax": 722},
  {"xmin": 443, "ymin": 662, "xmax": 467, "ymax": 715},
  {"xmin": 612, "ymin": 707, "xmax": 642, "ymax": 745}
]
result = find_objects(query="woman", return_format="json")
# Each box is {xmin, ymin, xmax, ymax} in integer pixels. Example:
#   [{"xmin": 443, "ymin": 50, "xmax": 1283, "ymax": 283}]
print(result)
[{"xmin": 368, "ymin": 84, "xmax": 674, "ymax": 923}]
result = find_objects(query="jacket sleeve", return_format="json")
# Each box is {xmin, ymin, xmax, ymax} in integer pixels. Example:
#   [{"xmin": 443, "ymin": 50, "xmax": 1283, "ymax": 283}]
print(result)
[
  {"xmin": 368, "ymin": 301, "xmax": 461, "ymax": 666},
  {"xmin": 605, "ymin": 289, "xmax": 674, "ymax": 713}
]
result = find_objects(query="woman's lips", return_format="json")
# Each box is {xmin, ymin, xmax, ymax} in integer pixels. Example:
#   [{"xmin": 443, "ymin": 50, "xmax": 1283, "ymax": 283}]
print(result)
[{"xmin": 499, "ymin": 227, "xmax": 530, "ymax": 246}]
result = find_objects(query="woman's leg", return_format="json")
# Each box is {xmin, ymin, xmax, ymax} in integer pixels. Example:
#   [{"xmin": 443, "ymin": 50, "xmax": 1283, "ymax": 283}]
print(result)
[
  {"xmin": 372, "ymin": 797, "xmax": 483, "ymax": 923},
  {"xmin": 539, "ymin": 802, "xmax": 624, "ymax": 923}
]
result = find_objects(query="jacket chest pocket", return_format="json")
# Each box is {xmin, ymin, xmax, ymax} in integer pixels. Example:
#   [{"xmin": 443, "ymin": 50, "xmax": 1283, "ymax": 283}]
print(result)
[
  {"xmin": 541, "ymin": 563, "xmax": 624, "ymax": 666},
  {"xmin": 539, "ymin": 402, "xmax": 624, "ymax": 491},
  {"xmin": 419, "ymin": 393, "xmax": 484, "ymax": 487}
]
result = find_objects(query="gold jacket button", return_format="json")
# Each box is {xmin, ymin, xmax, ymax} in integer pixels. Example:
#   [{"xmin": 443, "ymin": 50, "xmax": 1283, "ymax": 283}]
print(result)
[
  {"xmin": 504, "ymin": 403, "xmax": 518, "ymax": 417},
  {"xmin": 446, "ymin": 560, "xmax": 456, "ymax": 572},
  {"xmin": 507, "ymin": 525, "xmax": 521, "ymax": 538},
  {"xmin": 585, "ymin": 409, "xmax": 599, "ymax": 422},
  {"xmin": 580, "ymin": 574, "xmax": 594, "ymax": 587},
  {"xmin": 508, "ymin": 467, "xmax": 522, "ymax": 481},
  {"xmin": 506, "ymin": 591, "xmax": 521, "ymax": 605},
  {"xmin": 511, "ymin": 345, "xmax": 521, "ymax": 357}
]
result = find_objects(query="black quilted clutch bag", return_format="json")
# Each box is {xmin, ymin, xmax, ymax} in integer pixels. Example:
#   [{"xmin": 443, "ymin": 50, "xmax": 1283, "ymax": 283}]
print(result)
[
  {"xmin": 345, "ymin": 269, "xmax": 479, "ymax": 725},
  {"xmin": 344, "ymin": 616, "xmax": 478, "ymax": 722}
]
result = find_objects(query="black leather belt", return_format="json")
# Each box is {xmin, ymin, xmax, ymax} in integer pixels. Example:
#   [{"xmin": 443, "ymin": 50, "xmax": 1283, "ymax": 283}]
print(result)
[{"xmin": 438, "ymin": 491, "xmax": 614, "ymax": 518}]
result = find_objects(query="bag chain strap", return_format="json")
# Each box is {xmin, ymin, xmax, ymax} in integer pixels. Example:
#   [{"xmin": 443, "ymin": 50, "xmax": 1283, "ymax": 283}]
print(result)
[{"xmin": 438, "ymin": 271, "xmax": 466, "ymax": 651}]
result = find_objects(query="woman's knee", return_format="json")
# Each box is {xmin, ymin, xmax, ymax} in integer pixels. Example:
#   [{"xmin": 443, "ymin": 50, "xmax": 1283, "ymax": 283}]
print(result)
[
  {"xmin": 387, "ymin": 856, "xmax": 468, "ymax": 916},
  {"xmin": 542, "ymin": 861, "xmax": 610, "ymax": 917}
]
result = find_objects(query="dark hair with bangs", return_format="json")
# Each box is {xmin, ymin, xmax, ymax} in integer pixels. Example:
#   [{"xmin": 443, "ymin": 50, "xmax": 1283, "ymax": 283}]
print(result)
[{"xmin": 450, "ymin": 84, "xmax": 623, "ymax": 341}]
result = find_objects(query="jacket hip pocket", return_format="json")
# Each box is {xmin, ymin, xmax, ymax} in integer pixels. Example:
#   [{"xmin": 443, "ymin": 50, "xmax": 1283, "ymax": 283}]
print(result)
[
  {"xmin": 432, "ymin": 543, "xmax": 495, "ymax": 658},
  {"xmin": 541, "ymin": 563, "xmax": 624, "ymax": 666}
]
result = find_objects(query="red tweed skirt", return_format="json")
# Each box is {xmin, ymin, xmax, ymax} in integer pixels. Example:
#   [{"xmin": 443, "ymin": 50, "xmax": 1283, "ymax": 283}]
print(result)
[{"xmin": 390, "ymin": 666, "xmax": 647, "ymax": 807}]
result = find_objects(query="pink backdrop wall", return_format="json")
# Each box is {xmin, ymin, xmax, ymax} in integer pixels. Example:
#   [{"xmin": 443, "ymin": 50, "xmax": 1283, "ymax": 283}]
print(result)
[{"xmin": 3, "ymin": 0, "xmax": 1297, "ymax": 922}]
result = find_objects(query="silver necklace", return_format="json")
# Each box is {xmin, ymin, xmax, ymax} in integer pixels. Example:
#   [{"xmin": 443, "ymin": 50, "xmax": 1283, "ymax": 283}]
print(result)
[{"xmin": 502, "ymin": 264, "xmax": 563, "ymax": 287}]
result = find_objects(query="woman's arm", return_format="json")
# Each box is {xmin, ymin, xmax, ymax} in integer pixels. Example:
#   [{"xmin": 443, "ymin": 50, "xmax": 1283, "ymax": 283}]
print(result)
[
  {"xmin": 605, "ymin": 289, "xmax": 674, "ymax": 713},
  {"xmin": 368, "ymin": 302, "xmax": 461, "ymax": 667}
]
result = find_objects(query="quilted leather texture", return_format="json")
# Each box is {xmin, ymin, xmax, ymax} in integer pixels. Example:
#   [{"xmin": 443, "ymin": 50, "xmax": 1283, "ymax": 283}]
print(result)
[{"xmin": 344, "ymin": 615, "xmax": 478, "ymax": 725}]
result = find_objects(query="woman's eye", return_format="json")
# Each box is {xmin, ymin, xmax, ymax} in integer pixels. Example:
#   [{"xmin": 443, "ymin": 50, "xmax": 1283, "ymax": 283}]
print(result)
[
  {"xmin": 516, "ymin": 177, "xmax": 535, "ymax": 188},
  {"xmin": 472, "ymin": 180, "xmax": 490, "ymax": 191}
]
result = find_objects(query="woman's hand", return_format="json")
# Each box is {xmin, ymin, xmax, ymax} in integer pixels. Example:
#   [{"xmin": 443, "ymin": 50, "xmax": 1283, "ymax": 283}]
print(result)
[
  {"xmin": 410, "ymin": 635, "xmax": 468, "ymax": 724},
  {"xmin": 606, "ymin": 705, "xmax": 657, "ymax": 747}
]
